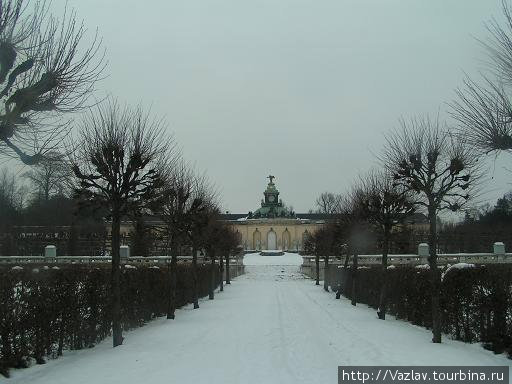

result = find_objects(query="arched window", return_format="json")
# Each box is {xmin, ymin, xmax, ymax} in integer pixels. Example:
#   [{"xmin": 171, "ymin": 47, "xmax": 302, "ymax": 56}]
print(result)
[
  {"xmin": 267, "ymin": 228, "xmax": 277, "ymax": 250},
  {"xmin": 282, "ymin": 228, "xmax": 291, "ymax": 250},
  {"xmin": 253, "ymin": 229, "xmax": 261, "ymax": 250}
]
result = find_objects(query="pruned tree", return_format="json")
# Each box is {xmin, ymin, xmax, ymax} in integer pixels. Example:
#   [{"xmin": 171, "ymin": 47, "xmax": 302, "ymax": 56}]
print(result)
[
  {"xmin": 382, "ymin": 116, "xmax": 479, "ymax": 343},
  {"xmin": 71, "ymin": 101, "xmax": 172, "ymax": 347},
  {"xmin": 222, "ymin": 228, "xmax": 241, "ymax": 286},
  {"xmin": 480, "ymin": 0, "xmax": 512, "ymax": 85},
  {"xmin": 201, "ymin": 207, "xmax": 223, "ymax": 300},
  {"xmin": 215, "ymin": 224, "xmax": 239, "ymax": 292},
  {"xmin": 336, "ymin": 193, "xmax": 375, "ymax": 306},
  {"xmin": 352, "ymin": 169, "xmax": 414, "ymax": 320},
  {"xmin": 451, "ymin": 76, "xmax": 512, "ymax": 154},
  {"xmin": 450, "ymin": 1, "xmax": 512, "ymax": 156},
  {"xmin": 0, "ymin": 0, "xmax": 104, "ymax": 165},
  {"xmin": 158, "ymin": 162, "xmax": 208, "ymax": 318},
  {"xmin": 186, "ymin": 181, "xmax": 216, "ymax": 309}
]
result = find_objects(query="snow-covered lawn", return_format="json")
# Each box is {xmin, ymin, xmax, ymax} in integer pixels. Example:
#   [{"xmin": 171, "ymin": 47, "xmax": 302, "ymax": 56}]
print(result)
[{"xmin": 9, "ymin": 253, "xmax": 510, "ymax": 384}]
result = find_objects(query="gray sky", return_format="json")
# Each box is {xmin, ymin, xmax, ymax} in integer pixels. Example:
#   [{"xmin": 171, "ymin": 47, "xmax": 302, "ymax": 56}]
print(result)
[{"xmin": 51, "ymin": 0, "xmax": 511, "ymax": 213}]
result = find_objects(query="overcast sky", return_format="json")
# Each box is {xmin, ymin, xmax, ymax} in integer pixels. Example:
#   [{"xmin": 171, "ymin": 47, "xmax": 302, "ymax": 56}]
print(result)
[{"xmin": 49, "ymin": 0, "xmax": 511, "ymax": 214}]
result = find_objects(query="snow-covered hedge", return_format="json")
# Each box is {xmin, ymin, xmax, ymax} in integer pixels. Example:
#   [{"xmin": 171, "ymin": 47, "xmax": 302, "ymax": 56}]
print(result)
[
  {"xmin": 332, "ymin": 264, "xmax": 512, "ymax": 357},
  {"xmin": 0, "ymin": 263, "xmax": 220, "ymax": 377}
]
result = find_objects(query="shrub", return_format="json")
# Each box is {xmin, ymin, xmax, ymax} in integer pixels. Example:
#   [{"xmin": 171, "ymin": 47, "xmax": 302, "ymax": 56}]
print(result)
[
  {"xmin": 0, "ymin": 263, "xmax": 221, "ymax": 377},
  {"xmin": 332, "ymin": 264, "xmax": 512, "ymax": 356}
]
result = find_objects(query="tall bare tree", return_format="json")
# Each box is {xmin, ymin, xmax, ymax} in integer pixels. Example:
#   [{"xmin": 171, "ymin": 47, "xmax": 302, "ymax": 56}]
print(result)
[
  {"xmin": 382, "ymin": 116, "xmax": 479, "ymax": 343},
  {"xmin": 0, "ymin": 0, "xmax": 104, "ymax": 164},
  {"xmin": 158, "ymin": 162, "xmax": 208, "ymax": 319},
  {"xmin": 186, "ymin": 174, "xmax": 219, "ymax": 309},
  {"xmin": 352, "ymin": 169, "xmax": 414, "ymax": 320},
  {"xmin": 72, "ymin": 101, "xmax": 172, "ymax": 347}
]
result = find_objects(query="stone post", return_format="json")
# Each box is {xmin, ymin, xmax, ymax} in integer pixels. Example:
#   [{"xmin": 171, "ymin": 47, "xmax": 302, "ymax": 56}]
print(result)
[
  {"xmin": 418, "ymin": 243, "xmax": 429, "ymax": 257},
  {"xmin": 44, "ymin": 245, "xmax": 56, "ymax": 258},
  {"xmin": 120, "ymin": 245, "xmax": 130, "ymax": 263},
  {"xmin": 493, "ymin": 242, "xmax": 505, "ymax": 255}
]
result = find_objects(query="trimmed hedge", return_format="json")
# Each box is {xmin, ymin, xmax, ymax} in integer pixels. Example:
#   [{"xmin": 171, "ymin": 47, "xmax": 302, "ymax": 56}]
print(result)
[
  {"xmin": 0, "ymin": 263, "xmax": 219, "ymax": 377},
  {"xmin": 331, "ymin": 264, "xmax": 512, "ymax": 356}
]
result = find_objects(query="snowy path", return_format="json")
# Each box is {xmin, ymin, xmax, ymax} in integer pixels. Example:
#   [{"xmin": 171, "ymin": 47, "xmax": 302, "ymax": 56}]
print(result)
[{"xmin": 10, "ymin": 253, "xmax": 511, "ymax": 384}]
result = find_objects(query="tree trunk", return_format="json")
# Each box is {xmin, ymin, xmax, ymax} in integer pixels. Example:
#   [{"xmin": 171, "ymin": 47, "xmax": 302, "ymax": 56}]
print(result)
[
  {"xmin": 192, "ymin": 246, "xmax": 199, "ymax": 309},
  {"xmin": 219, "ymin": 251, "xmax": 224, "ymax": 292},
  {"xmin": 167, "ymin": 244, "xmax": 178, "ymax": 319},
  {"xmin": 341, "ymin": 250, "xmax": 351, "ymax": 297},
  {"xmin": 225, "ymin": 252, "xmax": 231, "ymax": 285},
  {"xmin": 428, "ymin": 207, "xmax": 442, "ymax": 343},
  {"xmin": 351, "ymin": 252, "xmax": 358, "ymax": 306},
  {"xmin": 378, "ymin": 225, "xmax": 390, "ymax": 320},
  {"xmin": 323, "ymin": 255, "xmax": 329, "ymax": 292},
  {"xmin": 315, "ymin": 254, "xmax": 320, "ymax": 285},
  {"xmin": 209, "ymin": 250, "xmax": 215, "ymax": 300},
  {"xmin": 111, "ymin": 212, "xmax": 123, "ymax": 347}
]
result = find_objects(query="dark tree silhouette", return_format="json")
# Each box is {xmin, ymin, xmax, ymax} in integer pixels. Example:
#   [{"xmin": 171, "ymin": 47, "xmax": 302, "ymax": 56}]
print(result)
[
  {"xmin": 22, "ymin": 152, "xmax": 72, "ymax": 200},
  {"xmin": 339, "ymin": 193, "xmax": 375, "ymax": 306},
  {"xmin": 450, "ymin": 1, "xmax": 512, "ymax": 156},
  {"xmin": 158, "ymin": 162, "xmax": 208, "ymax": 319},
  {"xmin": 0, "ymin": 0, "xmax": 104, "ymax": 164},
  {"xmin": 383, "ymin": 117, "xmax": 479, "ymax": 343},
  {"xmin": 71, "ymin": 101, "xmax": 171, "ymax": 347},
  {"xmin": 352, "ymin": 169, "xmax": 414, "ymax": 320},
  {"xmin": 315, "ymin": 192, "xmax": 342, "ymax": 214}
]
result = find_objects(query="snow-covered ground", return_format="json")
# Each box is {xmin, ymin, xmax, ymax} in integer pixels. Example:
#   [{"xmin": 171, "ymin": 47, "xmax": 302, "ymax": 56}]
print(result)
[{"xmin": 9, "ymin": 253, "xmax": 511, "ymax": 384}]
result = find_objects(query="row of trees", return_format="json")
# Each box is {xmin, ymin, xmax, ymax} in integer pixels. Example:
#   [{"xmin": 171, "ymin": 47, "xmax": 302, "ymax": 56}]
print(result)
[
  {"xmin": 308, "ymin": 1, "xmax": 512, "ymax": 344},
  {"xmin": 308, "ymin": 118, "xmax": 479, "ymax": 343},
  {"xmin": 0, "ymin": 0, "xmax": 240, "ymax": 350},
  {"xmin": 71, "ymin": 101, "xmax": 241, "ymax": 346}
]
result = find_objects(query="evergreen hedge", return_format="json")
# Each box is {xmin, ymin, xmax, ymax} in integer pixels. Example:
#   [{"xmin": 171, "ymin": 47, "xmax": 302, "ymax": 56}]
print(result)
[
  {"xmin": 0, "ymin": 263, "xmax": 219, "ymax": 377},
  {"xmin": 332, "ymin": 264, "xmax": 512, "ymax": 356}
]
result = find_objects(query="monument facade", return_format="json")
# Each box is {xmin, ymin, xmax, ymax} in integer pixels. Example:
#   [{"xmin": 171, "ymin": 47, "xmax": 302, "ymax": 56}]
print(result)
[{"xmin": 223, "ymin": 176, "xmax": 326, "ymax": 252}]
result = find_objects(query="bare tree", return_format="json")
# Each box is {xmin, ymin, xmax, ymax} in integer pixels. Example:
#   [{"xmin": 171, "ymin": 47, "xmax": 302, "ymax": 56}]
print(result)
[
  {"xmin": 352, "ymin": 169, "xmax": 414, "ymax": 320},
  {"xmin": 200, "ymin": 207, "xmax": 223, "ymax": 300},
  {"xmin": 0, "ymin": 0, "xmax": 105, "ymax": 165},
  {"xmin": 451, "ymin": 76, "xmax": 512, "ymax": 154},
  {"xmin": 71, "ymin": 101, "xmax": 172, "ymax": 347},
  {"xmin": 480, "ymin": 0, "xmax": 512, "ymax": 84},
  {"xmin": 158, "ymin": 162, "xmax": 208, "ymax": 319},
  {"xmin": 215, "ymin": 224, "xmax": 239, "ymax": 292},
  {"xmin": 304, "ymin": 224, "xmax": 337, "ymax": 289},
  {"xmin": 186, "ymin": 174, "xmax": 219, "ymax": 308},
  {"xmin": 382, "ymin": 116, "xmax": 479, "ymax": 343},
  {"xmin": 335, "ymin": 193, "xmax": 375, "ymax": 306},
  {"xmin": 450, "ymin": 1, "xmax": 512, "ymax": 155},
  {"xmin": 315, "ymin": 192, "xmax": 342, "ymax": 214},
  {"xmin": 22, "ymin": 151, "xmax": 72, "ymax": 200},
  {"xmin": 0, "ymin": 167, "xmax": 23, "ymax": 229}
]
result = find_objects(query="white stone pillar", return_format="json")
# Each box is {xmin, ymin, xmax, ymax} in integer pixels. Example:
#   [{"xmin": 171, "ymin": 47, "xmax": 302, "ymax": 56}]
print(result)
[
  {"xmin": 493, "ymin": 242, "xmax": 505, "ymax": 255},
  {"xmin": 120, "ymin": 245, "xmax": 130, "ymax": 262},
  {"xmin": 418, "ymin": 243, "xmax": 429, "ymax": 257},
  {"xmin": 44, "ymin": 245, "xmax": 56, "ymax": 258}
]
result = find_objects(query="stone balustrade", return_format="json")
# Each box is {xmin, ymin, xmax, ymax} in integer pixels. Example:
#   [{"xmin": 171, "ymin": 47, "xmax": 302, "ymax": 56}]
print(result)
[
  {"xmin": 300, "ymin": 242, "xmax": 512, "ymax": 280},
  {"xmin": 0, "ymin": 245, "xmax": 246, "ymax": 278}
]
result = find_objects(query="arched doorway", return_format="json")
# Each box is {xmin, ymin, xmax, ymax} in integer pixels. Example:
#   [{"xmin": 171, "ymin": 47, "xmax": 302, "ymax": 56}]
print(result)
[
  {"xmin": 253, "ymin": 229, "xmax": 261, "ymax": 250},
  {"xmin": 282, "ymin": 228, "xmax": 291, "ymax": 251},
  {"xmin": 267, "ymin": 229, "xmax": 277, "ymax": 250}
]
